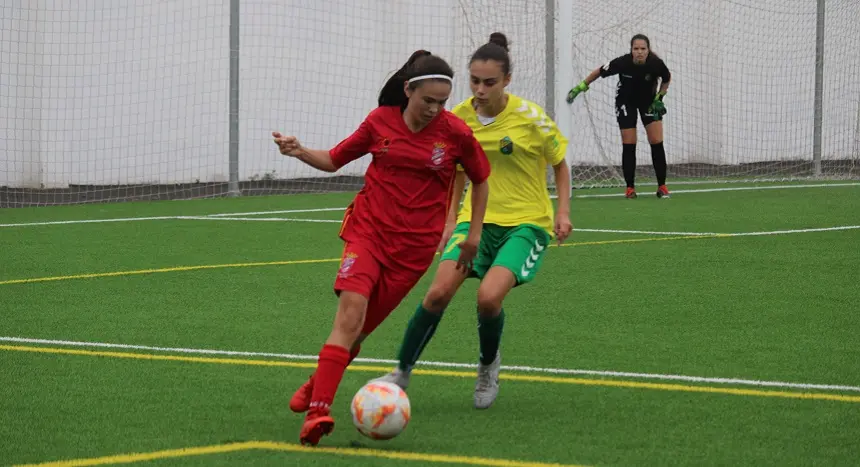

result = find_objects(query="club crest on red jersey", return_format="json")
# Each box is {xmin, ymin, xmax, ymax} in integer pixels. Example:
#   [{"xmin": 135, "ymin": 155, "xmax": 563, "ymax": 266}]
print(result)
[
  {"xmin": 338, "ymin": 252, "xmax": 358, "ymax": 278},
  {"xmin": 428, "ymin": 142, "xmax": 446, "ymax": 170},
  {"xmin": 378, "ymin": 136, "xmax": 391, "ymax": 154}
]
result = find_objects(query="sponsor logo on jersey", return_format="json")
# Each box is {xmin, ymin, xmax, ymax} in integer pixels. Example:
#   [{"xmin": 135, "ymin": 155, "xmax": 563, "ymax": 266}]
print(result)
[{"xmin": 499, "ymin": 136, "xmax": 513, "ymax": 155}]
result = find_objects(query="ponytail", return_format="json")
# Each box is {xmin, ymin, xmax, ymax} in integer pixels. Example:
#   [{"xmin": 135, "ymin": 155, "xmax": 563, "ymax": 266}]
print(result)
[{"xmin": 378, "ymin": 50, "xmax": 454, "ymax": 109}]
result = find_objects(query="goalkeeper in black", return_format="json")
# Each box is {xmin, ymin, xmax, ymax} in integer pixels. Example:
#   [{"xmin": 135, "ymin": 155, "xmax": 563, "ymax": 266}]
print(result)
[{"xmin": 567, "ymin": 34, "xmax": 672, "ymax": 199}]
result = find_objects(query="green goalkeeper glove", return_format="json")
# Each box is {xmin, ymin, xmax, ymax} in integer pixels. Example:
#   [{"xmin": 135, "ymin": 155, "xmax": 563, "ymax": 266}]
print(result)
[
  {"xmin": 566, "ymin": 81, "xmax": 589, "ymax": 104},
  {"xmin": 648, "ymin": 92, "xmax": 667, "ymax": 120}
]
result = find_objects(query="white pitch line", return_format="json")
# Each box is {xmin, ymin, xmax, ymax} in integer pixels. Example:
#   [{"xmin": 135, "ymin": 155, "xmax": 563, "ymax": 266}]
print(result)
[
  {"xmin": 2, "ymin": 336, "xmax": 859, "ymax": 393},
  {"xmin": 206, "ymin": 207, "xmax": 346, "ymax": 217},
  {"xmin": 575, "ymin": 226, "xmax": 860, "ymax": 236},
  {"xmin": 2, "ymin": 182, "xmax": 857, "ymax": 228},
  {"xmin": 575, "ymin": 228, "xmax": 716, "ymax": 236},
  {"xmin": 573, "ymin": 182, "xmax": 860, "ymax": 198},
  {"xmin": 182, "ymin": 216, "xmax": 342, "ymax": 223},
  {"xmin": 0, "ymin": 216, "xmax": 180, "ymax": 227},
  {"xmin": 721, "ymin": 225, "xmax": 860, "ymax": 236}
]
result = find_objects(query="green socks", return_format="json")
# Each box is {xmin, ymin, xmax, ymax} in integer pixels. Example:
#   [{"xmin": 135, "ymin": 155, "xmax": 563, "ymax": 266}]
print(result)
[
  {"xmin": 396, "ymin": 304, "xmax": 443, "ymax": 371},
  {"xmin": 396, "ymin": 304, "xmax": 505, "ymax": 370},
  {"xmin": 478, "ymin": 308, "xmax": 505, "ymax": 365}
]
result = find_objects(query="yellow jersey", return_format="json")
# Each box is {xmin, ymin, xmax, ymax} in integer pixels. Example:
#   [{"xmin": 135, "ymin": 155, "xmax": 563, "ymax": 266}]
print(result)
[{"xmin": 453, "ymin": 94, "xmax": 568, "ymax": 236}]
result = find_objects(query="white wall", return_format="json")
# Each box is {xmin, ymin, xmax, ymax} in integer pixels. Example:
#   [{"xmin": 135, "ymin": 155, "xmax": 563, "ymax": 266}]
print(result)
[
  {"xmin": 240, "ymin": 0, "xmax": 548, "ymax": 184},
  {"xmin": 2, "ymin": 0, "xmax": 229, "ymax": 189},
  {"xmin": 1, "ymin": 0, "xmax": 857, "ymax": 188}
]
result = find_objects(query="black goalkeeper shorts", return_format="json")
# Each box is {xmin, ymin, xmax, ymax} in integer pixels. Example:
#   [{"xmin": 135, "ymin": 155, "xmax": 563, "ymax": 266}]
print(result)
[{"xmin": 615, "ymin": 100, "xmax": 657, "ymax": 129}]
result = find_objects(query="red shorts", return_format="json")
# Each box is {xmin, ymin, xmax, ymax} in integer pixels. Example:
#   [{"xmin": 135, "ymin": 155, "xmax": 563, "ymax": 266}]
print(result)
[{"xmin": 333, "ymin": 241, "xmax": 434, "ymax": 335}]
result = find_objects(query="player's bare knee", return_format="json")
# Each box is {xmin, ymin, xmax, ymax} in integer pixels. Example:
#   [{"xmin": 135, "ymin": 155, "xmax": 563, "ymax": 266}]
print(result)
[
  {"xmin": 620, "ymin": 128, "xmax": 637, "ymax": 145},
  {"xmin": 334, "ymin": 308, "xmax": 365, "ymax": 339},
  {"xmin": 476, "ymin": 288, "xmax": 504, "ymax": 317},
  {"xmin": 334, "ymin": 292, "xmax": 368, "ymax": 339},
  {"xmin": 422, "ymin": 285, "xmax": 453, "ymax": 313}
]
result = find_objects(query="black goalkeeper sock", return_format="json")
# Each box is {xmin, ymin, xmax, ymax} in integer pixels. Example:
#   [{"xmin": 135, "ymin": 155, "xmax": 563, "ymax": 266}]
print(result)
[
  {"xmin": 622, "ymin": 143, "xmax": 637, "ymax": 188},
  {"xmin": 396, "ymin": 303, "xmax": 443, "ymax": 371},
  {"xmin": 477, "ymin": 308, "xmax": 505, "ymax": 365},
  {"xmin": 651, "ymin": 142, "xmax": 667, "ymax": 186}
]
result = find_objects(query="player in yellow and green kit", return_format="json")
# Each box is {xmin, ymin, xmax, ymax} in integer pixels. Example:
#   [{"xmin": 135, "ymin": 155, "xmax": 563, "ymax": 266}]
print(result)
[{"xmin": 372, "ymin": 32, "xmax": 572, "ymax": 409}]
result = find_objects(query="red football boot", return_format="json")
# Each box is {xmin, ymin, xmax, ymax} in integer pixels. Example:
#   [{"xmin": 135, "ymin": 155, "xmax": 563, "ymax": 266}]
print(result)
[
  {"xmin": 299, "ymin": 411, "xmax": 335, "ymax": 446},
  {"xmin": 625, "ymin": 187, "xmax": 638, "ymax": 199},
  {"xmin": 289, "ymin": 375, "xmax": 314, "ymax": 413}
]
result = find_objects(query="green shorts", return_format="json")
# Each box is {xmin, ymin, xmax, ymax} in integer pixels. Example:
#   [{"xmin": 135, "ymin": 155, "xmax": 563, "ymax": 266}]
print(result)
[{"xmin": 440, "ymin": 222, "xmax": 551, "ymax": 285}]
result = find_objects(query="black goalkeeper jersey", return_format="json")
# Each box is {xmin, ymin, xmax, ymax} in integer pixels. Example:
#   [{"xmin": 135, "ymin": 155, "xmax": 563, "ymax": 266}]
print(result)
[{"xmin": 598, "ymin": 53, "xmax": 671, "ymax": 104}]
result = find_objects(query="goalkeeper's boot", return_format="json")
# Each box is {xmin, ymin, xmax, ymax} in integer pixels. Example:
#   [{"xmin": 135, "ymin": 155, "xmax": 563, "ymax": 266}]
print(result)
[
  {"xmin": 474, "ymin": 351, "xmax": 501, "ymax": 409},
  {"xmin": 289, "ymin": 374, "xmax": 314, "ymax": 413},
  {"xmin": 369, "ymin": 368, "xmax": 411, "ymax": 390},
  {"xmin": 625, "ymin": 187, "xmax": 638, "ymax": 199},
  {"xmin": 656, "ymin": 185, "xmax": 671, "ymax": 198},
  {"xmin": 300, "ymin": 409, "xmax": 335, "ymax": 446}
]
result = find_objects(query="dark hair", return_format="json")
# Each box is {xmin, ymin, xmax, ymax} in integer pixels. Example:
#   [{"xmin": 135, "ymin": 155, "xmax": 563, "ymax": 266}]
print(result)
[
  {"xmin": 377, "ymin": 50, "xmax": 454, "ymax": 109},
  {"xmin": 630, "ymin": 33, "xmax": 660, "ymax": 60},
  {"xmin": 469, "ymin": 32, "xmax": 511, "ymax": 75}
]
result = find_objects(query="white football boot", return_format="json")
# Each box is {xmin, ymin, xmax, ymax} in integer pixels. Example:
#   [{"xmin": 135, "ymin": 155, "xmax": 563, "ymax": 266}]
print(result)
[
  {"xmin": 474, "ymin": 351, "xmax": 501, "ymax": 409},
  {"xmin": 369, "ymin": 367, "xmax": 411, "ymax": 390}
]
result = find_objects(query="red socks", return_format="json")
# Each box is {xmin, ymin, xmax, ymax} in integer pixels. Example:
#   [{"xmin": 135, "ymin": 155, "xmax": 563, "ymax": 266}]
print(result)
[
  {"xmin": 305, "ymin": 344, "xmax": 361, "ymax": 384},
  {"xmin": 307, "ymin": 344, "xmax": 350, "ymax": 418}
]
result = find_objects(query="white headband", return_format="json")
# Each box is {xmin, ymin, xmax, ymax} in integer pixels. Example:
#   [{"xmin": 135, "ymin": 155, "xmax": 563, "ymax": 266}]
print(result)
[{"xmin": 407, "ymin": 74, "xmax": 453, "ymax": 83}]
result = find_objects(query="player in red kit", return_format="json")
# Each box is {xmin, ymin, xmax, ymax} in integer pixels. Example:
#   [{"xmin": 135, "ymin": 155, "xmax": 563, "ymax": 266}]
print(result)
[{"xmin": 272, "ymin": 50, "xmax": 491, "ymax": 446}]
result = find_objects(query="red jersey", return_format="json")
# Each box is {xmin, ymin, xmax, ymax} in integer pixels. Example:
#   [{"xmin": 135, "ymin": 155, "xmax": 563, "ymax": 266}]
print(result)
[{"xmin": 330, "ymin": 106, "xmax": 490, "ymax": 272}]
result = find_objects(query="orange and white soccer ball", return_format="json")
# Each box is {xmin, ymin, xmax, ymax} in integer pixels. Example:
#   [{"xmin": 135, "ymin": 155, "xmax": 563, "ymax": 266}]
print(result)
[{"xmin": 350, "ymin": 381, "xmax": 411, "ymax": 440}]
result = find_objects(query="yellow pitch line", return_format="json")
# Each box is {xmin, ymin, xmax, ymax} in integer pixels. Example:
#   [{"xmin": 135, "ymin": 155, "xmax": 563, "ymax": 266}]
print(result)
[
  {"xmin": 0, "ymin": 235, "xmax": 715, "ymax": 286},
  {"xmin": 13, "ymin": 440, "xmax": 585, "ymax": 467},
  {"xmin": 12, "ymin": 442, "xmax": 257, "ymax": 467},
  {"xmin": 0, "ymin": 345, "xmax": 320, "ymax": 370},
  {"xmin": 259, "ymin": 441, "xmax": 584, "ymax": 467},
  {"xmin": 4, "ymin": 345, "xmax": 860, "ymax": 404},
  {"xmin": 554, "ymin": 234, "xmax": 722, "ymax": 248},
  {"xmin": 0, "ymin": 258, "xmax": 341, "ymax": 285}
]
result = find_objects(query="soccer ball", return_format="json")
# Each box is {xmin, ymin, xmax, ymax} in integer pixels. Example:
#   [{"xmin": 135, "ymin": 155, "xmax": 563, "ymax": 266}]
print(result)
[{"xmin": 350, "ymin": 381, "xmax": 411, "ymax": 440}]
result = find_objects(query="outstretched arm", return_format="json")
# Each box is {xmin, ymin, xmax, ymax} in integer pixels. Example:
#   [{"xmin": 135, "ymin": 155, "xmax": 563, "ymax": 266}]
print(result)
[
  {"xmin": 567, "ymin": 56, "xmax": 627, "ymax": 104},
  {"xmin": 272, "ymin": 132, "xmax": 337, "ymax": 173},
  {"xmin": 566, "ymin": 67, "xmax": 602, "ymax": 104},
  {"xmin": 582, "ymin": 67, "xmax": 602, "ymax": 86}
]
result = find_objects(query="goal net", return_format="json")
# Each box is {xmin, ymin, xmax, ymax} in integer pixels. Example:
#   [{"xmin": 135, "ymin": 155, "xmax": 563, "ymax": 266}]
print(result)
[
  {"xmin": 564, "ymin": 0, "xmax": 860, "ymax": 187},
  {"xmin": 1, "ymin": 0, "xmax": 230, "ymax": 206},
  {"xmin": 0, "ymin": 0, "xmax": 549, "ymax": 206},
  {"xmin": 1, "ymin": 0, "xmax": 858, "ymax": 207}
]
